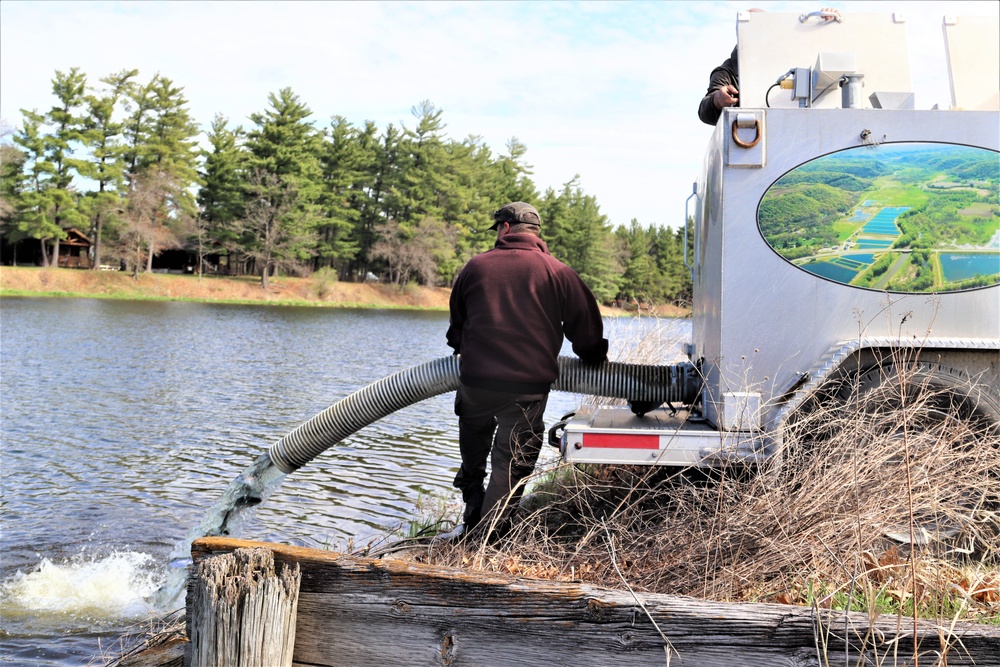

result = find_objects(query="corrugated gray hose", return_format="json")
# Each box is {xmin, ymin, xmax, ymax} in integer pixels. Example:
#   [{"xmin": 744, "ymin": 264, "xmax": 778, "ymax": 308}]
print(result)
[{"xmin": 268, "ymin": 355, "xmax": 700, "ymax": 474}]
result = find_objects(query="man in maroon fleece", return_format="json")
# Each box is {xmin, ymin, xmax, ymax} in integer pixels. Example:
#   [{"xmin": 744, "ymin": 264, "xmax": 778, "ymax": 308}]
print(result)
[{"xmin": 446, "ymin": 201, "xmax": 608, "ymax": 539}]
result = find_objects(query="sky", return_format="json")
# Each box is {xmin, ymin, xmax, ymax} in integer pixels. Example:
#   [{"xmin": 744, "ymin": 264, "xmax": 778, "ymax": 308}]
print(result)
[{"xmin": 1, "ymin": 0, "xmax": 997, "ymax": 230}]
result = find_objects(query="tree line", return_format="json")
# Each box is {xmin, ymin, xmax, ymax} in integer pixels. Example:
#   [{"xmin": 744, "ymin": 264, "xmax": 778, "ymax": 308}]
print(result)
[{"xmin": 0, "ymin": 68, "xmax": 691, "ymax": 304}]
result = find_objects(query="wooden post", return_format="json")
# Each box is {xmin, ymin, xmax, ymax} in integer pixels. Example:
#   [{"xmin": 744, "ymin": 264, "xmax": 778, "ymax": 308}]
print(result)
[{"xmin": 186, "ymin": 546, "xmax": 300, "ymax": 667}]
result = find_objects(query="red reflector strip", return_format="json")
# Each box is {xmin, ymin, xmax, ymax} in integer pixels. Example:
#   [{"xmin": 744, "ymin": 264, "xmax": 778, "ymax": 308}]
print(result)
[{"xmin": 582, "ymin": 433, "xmax": 660, "ymax": 449}]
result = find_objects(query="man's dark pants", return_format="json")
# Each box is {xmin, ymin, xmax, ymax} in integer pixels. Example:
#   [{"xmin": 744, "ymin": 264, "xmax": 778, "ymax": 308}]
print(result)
[{"xmin": 453, "ymin": 383, "xmax": 548, "ymax": 533}]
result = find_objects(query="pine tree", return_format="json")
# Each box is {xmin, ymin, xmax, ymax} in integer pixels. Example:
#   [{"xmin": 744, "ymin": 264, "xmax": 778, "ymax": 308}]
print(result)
[
  {"xmin": 399, "ymin": 100, "xmax": 449, "ymax": 226},
  {"xmin": 143, "ymin": 75, "xmax": 200, "ymax": 213},
  {"xmin": 654, "ymin": 224, "xmax": 692, "ymax": 302},
  {"xmin": 361, "ymin": 123, "xmax": 405, "ymax": 278},
  {"xmin": 615, "ymin": 219, "xmax": 657, "ymax": 305},
  {"xmin": 79, "ymin": 69, "xmax": 137, "ymax": 269},
  {"xmin": 198, "ymin": 114, "xmax": 246, "ymax": 273},
  {"xmin": 9, "ymin": 116, "xmax": 55, "ymax": 262},
  {"xmin": 246, "ymin": 88, "xmax": 322, "ymax": 196},
  {"xmin": 495, "ymin": 137, "xmax": 538, "ymax": 204},
  {"xmin": 10, "ymin": 69, "xmax": 89, "ymax": 266},
  {"xmin": 120, "ymin": 73, "xmax": 201, "ymax": 272},
  {"xmin": 316, "ymin": 115, "xmax": 366, "ymax": 276},
  {"xmin": 244, "ymin": 89, "xmax": 323, "ymax": 284},
  {"xmin": 122, "ymin": 76, "xmax": 156, "ymax": 187},
  {"xmin": 540, "ymin": 176, "xmax": 621, "ymax": 303},
  {"xmin": 46, "ymin": 68, "xmax": 89, "ymax": 241},
  {"xmin": 344, "ymin": 120, "xmax": 382, "ymax": 280},
  {"xmin": 444, "ymin": 135, "xmax": 498, "ymax": 271},
  {"xmin": 377, "ymin": 123, "xmax": 407, "ymax": 224},
  {"xmin": 0, "ymin": 122, "xmax": 25, "ymax": 246}
]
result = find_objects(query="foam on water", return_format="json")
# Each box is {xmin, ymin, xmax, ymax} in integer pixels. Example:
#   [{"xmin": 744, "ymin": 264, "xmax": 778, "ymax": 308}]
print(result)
[
  {"xmin": 0, "ymin": 454, "xmax": 288, "ymax": 652},
  {"xmin": 0, "ymin": 551, "xmax": 162, "ymax": 632}
]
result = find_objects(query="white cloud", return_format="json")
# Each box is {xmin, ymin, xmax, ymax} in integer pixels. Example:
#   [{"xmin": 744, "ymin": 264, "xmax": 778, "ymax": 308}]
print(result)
[{"xmin": 1, "ymin": 0, "xmax": 996, "ymax": 230}]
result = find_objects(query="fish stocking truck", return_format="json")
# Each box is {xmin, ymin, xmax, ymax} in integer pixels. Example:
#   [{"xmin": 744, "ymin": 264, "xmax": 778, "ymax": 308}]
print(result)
[{"xmin": 556, "ymin": 11, "xmax": 1000, "ymax": 481}]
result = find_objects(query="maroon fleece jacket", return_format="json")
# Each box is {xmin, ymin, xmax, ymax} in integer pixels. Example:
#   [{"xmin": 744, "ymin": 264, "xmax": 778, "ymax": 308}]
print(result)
[{"xmin": 446, "ymin": 233, "xmax": 608, "ymax": 393}]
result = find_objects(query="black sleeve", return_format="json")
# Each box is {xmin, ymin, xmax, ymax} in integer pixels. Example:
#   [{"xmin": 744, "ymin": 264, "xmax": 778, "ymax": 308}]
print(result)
[{"xmin": 698, "ymin": 46, "xmax": 739, "ymax": 126}]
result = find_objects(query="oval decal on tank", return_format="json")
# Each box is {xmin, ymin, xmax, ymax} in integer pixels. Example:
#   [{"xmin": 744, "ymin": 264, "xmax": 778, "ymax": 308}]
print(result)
[{"xmin": 757, "ymin": 142, "xmax": 1000, "ymax": 293}]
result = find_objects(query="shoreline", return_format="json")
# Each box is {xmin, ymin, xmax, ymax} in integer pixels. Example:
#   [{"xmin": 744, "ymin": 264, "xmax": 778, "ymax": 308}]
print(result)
[
  {"xmin": 0, "ymin": 266, "xmax": 690, "ymax": 317},
  {"xmin": 0, "ymin": 266, "xmax": 452, "ymax": 311}
]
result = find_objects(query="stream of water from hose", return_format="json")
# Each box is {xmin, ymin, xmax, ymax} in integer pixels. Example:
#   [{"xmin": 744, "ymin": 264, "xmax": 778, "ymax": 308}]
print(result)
[{"xmin": 153, "ymin": 454, "xmax": 288, "ymax": 608}]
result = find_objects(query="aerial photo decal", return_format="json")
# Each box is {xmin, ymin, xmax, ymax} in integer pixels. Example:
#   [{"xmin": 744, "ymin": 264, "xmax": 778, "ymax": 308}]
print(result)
[{"xmin": 757, "ymin": 143, "xmax": 999, "ymax": 293}]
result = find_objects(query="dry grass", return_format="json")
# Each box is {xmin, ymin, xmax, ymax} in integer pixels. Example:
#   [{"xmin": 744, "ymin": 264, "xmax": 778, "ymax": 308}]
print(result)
[
  {"xmin": 89, "ymin": 609, "xmax": 187, "ymax": 666},
  {"xmin": 0, "ymin": 266, "xmax": 453, "ymax": 310},
  {"xmin": 420, "ymin": 344, "xmax": 1000, "ymax": 634}
]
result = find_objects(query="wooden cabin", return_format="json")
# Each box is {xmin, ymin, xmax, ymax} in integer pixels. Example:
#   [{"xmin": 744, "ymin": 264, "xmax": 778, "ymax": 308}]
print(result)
[
  {"xmin": 56, "ymin": 227, "xmax": 93, "ymax": 269},
  {"xmin": 0, "ymin": 227, "xmax": 94, "ymax": 269}
]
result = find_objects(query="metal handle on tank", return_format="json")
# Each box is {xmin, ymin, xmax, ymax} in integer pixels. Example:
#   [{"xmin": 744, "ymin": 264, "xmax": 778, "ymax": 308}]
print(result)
[
  {"xmin": 731, "ymin": 118, "xmax": 761, "ymax": 149},
  {"xmin": 684, "ymin": 182, "xmax": 699, "ymax": 278}
]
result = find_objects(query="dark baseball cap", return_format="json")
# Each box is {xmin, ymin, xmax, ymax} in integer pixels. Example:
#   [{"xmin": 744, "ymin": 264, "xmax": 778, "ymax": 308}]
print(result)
[{"xmin": 488, "ymin": 202, "xmax": 541, "ymax": 231}]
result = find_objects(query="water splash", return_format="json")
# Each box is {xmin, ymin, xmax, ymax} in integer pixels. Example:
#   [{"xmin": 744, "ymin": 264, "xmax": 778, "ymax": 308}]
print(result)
[
  {"xmin": 0, "ymin": 453, "xmax": 290, "ymax": 646},
  {"xmin": 0, "ymin": 551, "xmax": 161, "ymax": 633},
  {"xmin": 153, "ymin": 453, "xmax": 288, "ymax": 608}
]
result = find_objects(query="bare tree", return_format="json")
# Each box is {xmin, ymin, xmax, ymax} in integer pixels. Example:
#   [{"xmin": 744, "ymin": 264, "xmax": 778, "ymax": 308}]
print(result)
[
  {"xmin": 190, "ymin": 212, "xmax": 211, "ymax": 279},
  {"xmin": 371, "ymin": 216, "xmax": 456, "ymax": 286},
  {"xmin": 235, "ymin": 170, "xmax": 316, "ymax": 289},
  {"xmin": 117, "ymin": 169, "xmax": 185, "ymax": 278}
]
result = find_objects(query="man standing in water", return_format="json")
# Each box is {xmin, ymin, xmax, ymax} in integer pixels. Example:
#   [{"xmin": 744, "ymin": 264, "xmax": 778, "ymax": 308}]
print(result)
[{"xmin": 446, "ymin": 202, "xmax": 608, "ymax": 540}]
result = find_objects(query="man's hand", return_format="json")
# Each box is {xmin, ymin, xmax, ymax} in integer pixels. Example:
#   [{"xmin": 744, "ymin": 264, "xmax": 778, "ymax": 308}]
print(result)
[
  {"xmin": 821, "ymin": 7, "xmax": 842, "ymax": 22},
  {"xmin": 712, "ymin": 84, "xmax": 739, "ymax": 111}
]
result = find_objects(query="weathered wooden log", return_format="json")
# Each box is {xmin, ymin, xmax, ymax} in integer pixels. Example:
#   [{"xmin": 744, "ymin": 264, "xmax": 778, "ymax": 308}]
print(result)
[
  {"xmin": 111, "ymin": 635, "xmax": 187, "ymax": 667},
  {"xmin": 191, "ymin": 537, "xmax": 1000, "ymax": 667},
  {"xmin": 186, "ymin": 546, "xmax": 300, "ymax": 667}
]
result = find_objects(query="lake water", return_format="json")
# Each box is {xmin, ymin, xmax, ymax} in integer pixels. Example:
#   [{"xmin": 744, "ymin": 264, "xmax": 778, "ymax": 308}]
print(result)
[
  {"xmin": 860, "ymin": 206, "xmax": 909, "ymax": 236},
  {"xmin": 939, "ymin": 252, "xmax": 1000, "ymax": 283},
  {"xmin": 801, "ymin": 260, "xmax": 860, "ymax": 283},
  {"xmin": 0, "ymin": 297, "xmax": 689, "ymax": 665}
]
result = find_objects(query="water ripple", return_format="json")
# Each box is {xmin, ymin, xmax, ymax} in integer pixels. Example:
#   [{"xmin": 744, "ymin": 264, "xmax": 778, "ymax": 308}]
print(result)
[{"xmin": 0, "ymin": 297, "xmax": 689, "ymax": 665}]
